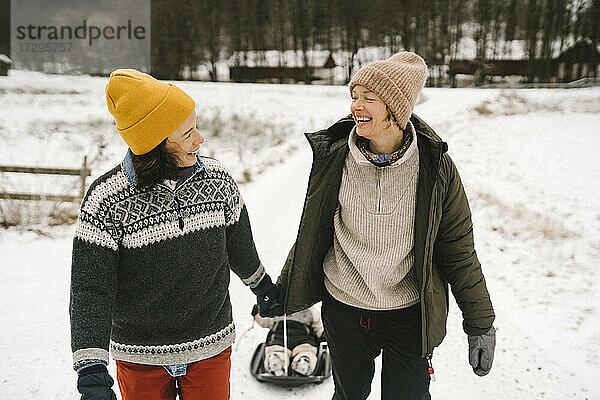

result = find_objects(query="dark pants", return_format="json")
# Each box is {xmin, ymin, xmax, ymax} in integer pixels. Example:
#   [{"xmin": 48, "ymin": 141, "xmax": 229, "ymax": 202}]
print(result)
[{"xmin": 322, "ymin": 291, "xmax": 431, "ymax": 400}]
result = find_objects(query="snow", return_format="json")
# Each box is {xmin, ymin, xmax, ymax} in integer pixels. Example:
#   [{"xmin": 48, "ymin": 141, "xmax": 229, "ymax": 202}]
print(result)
[{"xmin": 1, "ymin": 70, "xmax": 599, "ymax": 399}]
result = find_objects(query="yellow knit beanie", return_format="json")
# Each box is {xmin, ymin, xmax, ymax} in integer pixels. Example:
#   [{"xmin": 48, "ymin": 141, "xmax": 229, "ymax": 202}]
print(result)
[
  {"xmin": 349, "ymin": 52, "xmax": 427, "ymax": 130},
  {"xmin": 105, "ymin": 69, "xmax": 195, "ymax": 155}
]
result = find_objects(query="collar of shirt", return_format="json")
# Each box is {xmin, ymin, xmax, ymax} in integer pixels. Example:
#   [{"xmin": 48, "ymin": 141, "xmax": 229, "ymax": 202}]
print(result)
[
  {"xmin": 356, "ymin": 128, "xmax": 413, "ymax": 167},
  {"xmin": 122, "ymin": 149, "xmax": 212, "ymax": 191}
]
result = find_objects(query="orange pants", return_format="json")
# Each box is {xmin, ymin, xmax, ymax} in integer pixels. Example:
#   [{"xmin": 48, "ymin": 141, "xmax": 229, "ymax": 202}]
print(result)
[{"xmin": 116, "ymin": 347, "xmax": 231, "ymax": 400}]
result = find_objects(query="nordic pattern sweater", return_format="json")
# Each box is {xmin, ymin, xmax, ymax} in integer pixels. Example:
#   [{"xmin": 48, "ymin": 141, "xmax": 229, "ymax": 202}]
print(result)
[
  {"xmin": 323, "ymin": 122, "xmax": 420, "ymax": 310},
  {"xmin": 70, "ymin": 153, "xmax": 264, "ymax": 370}
]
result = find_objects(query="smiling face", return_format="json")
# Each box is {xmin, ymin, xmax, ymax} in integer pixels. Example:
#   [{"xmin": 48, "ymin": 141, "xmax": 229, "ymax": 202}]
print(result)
[
  {"xmin": 350, "ymin": 85, "xmax": 393, "ymax": 140},
  {"xmin": 164, "ymin": 111, "xmax": 204, "ymax": 167}
]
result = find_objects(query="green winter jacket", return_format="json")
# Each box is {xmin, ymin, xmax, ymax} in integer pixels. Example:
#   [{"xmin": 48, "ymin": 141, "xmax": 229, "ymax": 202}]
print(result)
[{"xmin": 277, "ymin": 114, "xmax": 495, "ymax": 357}]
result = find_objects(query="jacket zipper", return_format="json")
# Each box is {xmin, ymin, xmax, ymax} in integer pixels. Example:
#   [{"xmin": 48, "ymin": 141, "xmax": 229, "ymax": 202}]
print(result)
[
  {"xmin": 422, "ymin": 151, "xmax": 444, "ymax": 357},
  {"xmin": 422, "ymin": 182, "xmax": 437, "ymax": 356},
  {"xmin": 376, "ymin": 167, "xmax": 382, "ymax": 212}
]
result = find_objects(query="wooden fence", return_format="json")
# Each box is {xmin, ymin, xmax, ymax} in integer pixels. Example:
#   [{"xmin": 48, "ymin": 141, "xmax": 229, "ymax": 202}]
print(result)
[{"xmin": 0, "ymin": 157, "xmax": 90, "ymax": 203}]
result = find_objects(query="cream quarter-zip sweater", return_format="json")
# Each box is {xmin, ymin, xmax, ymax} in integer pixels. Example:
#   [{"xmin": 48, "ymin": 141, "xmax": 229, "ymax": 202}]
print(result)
[{"xmin": 323, "ymin": 122, "xmax": 420, "ymax": 310}]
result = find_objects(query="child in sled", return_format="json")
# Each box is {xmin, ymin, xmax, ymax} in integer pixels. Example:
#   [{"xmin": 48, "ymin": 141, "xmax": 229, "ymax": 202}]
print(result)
[{"xmin": 252, "ymin": 304, "xmax": 324, "ymax": 376}]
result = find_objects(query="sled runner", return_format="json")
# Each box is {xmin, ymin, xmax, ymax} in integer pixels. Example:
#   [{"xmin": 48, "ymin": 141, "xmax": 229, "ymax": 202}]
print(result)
[{"xmin": 250, "ymin": 341, "xmax": 332, "ymax": 386}]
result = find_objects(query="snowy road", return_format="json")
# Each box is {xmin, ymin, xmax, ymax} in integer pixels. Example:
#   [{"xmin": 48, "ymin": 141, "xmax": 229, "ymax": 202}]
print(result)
[{"xmin": 3, "ymin": 139, "xmax": 596, "ymax": 399}]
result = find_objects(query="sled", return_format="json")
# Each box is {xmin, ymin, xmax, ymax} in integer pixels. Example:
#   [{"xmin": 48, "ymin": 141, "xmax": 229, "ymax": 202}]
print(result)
[{"xmin": 250, "ymin": 341, "xmax": 332, "ymax": 386}]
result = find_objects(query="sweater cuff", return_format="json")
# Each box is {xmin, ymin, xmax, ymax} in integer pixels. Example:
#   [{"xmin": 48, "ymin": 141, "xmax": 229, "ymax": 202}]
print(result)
[
  {"xmin": 73, "ymin": 348, "xmax": 109, "ymax": 371},
  {"xmin": 243, "ymin": 263, "xmax": 265, "ymax": 286},
  {"xmin": 76, "ymin": 361, "xmax": 107, "ymax": 375}
]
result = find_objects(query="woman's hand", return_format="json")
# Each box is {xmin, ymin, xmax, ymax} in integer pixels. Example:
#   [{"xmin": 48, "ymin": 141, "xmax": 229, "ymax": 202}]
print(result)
[
  {"xmin": 77, "ymin": 364, "xmax": 117, "ymax": 400},
  {"xmin": 250, "ymin": 274, "xmax": 284, "ymax": 317}
]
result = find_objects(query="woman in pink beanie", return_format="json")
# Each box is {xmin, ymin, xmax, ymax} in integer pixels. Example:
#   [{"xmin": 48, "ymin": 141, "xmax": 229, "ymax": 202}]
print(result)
[{"xmin": 275, "ymin": 52, "xmax": 496, "ymax": 399}]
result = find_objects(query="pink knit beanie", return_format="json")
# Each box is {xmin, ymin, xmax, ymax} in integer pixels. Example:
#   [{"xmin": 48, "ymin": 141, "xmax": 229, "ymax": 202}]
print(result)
[{"xmin": 349, "ymin": 52, "xmax": 427, "ymax": 129}]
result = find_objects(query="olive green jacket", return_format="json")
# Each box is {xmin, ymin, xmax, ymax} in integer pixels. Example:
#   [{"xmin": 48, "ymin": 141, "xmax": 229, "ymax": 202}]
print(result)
[{"xmin": 277, "ymin": 114, "xmax": 495, "ymax": 357}]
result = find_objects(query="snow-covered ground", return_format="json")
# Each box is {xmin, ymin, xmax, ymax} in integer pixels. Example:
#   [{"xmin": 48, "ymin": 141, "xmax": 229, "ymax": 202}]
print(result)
[{"xmin": 1, "ymin": 71, "xmax": 599, "ymax": 399}]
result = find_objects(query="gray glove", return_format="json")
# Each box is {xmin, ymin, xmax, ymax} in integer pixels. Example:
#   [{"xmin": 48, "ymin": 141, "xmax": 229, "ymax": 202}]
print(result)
[{"xmin": 468, "ymin": 326, "xmax": 496, "ymax": 376}]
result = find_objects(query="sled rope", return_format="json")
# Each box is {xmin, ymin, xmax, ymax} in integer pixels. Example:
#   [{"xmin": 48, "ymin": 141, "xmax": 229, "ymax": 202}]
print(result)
[{"xmin": 234, "ymin": 318, "xmax": 255, "ymax": 352}]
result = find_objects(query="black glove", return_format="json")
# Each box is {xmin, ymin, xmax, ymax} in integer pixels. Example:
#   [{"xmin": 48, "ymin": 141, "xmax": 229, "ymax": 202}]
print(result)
[
  {"xmin": 77, "ymin": 364, "xmax": 118, "ymax": 400},
  {"xmin": 250, "ymin": 274, "xmax": 284, "ymax": 317}
]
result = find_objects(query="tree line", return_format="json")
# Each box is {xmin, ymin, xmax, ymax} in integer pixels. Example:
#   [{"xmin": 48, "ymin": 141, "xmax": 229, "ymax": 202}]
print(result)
[{"xmin": 151, "ymin": 0, "xmax": 599, "ymax": 83}]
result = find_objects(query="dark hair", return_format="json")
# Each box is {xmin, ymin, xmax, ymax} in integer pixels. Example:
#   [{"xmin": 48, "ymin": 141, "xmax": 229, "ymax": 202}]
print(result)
[{"xmin": 131, "ymin": 140, "xmax": 180, "ymax": 189}]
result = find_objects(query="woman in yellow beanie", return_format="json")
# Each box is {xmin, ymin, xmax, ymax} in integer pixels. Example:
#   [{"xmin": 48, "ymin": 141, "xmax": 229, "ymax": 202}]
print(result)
[
  {"xmin": 70, "ymin": 69, "xmax": 283, "ymax": 400},
  {"xmin": 276, "ymin": 52, "xmax": 496, "ymax": 399}
]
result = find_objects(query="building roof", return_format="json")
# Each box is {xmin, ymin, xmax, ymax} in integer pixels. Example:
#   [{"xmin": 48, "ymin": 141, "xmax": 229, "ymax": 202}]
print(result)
[{"xmin": 558, "ymin": 39, "xmax": 600, "ymax": 62}]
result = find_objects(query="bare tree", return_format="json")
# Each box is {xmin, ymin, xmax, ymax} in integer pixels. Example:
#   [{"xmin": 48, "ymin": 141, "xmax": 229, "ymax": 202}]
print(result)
[
  {"xmin": 151, "ymin": 0, "xmax": 191, "ymax": 79},
  {"xmin": 336, "ymin": 0, "xmax": 366, "ymax": 82},
  {"xmin": 197, "ymin": 0, "xmax": 223, "ymax": 81}
]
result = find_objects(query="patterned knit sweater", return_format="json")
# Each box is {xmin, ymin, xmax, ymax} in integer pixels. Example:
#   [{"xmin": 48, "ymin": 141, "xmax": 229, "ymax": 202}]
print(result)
[
  {"xmin": 323, "ymin": 122, "xmax": 420, "ymax": 310},
  {"xmin": 70, "ymin": 154, "xmax": 264, "ymax": 369}
]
